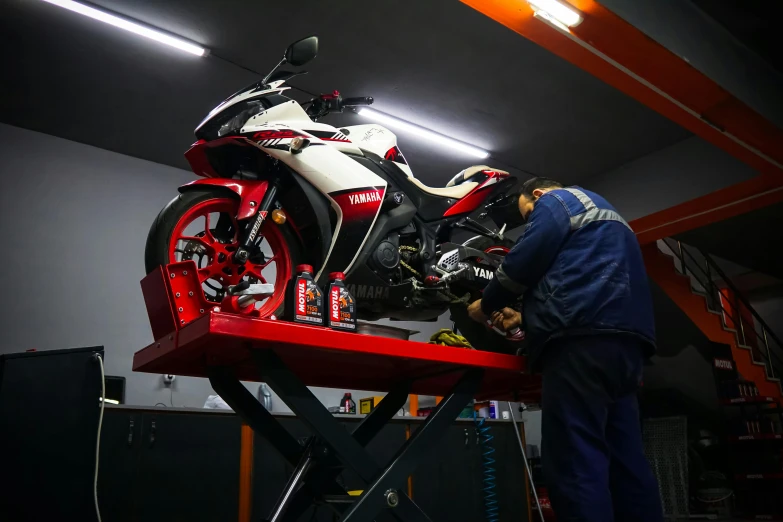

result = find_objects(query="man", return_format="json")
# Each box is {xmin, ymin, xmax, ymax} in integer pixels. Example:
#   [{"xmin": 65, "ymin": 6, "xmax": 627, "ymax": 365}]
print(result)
[{"xmin": 468, "ymin": 177, "xmax": 662, "ymax": 522}]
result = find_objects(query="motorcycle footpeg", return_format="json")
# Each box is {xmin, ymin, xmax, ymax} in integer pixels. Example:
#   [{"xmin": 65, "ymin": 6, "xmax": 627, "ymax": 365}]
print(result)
[{"xmin": 228, "ymin": 282, "xmax": 275, "ymax": 298}]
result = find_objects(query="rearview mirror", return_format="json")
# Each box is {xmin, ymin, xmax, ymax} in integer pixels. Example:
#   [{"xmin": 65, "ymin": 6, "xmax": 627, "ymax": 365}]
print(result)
[{"xmin": 285, "ymin": 36, "xmax": 319, "ymax": 67}]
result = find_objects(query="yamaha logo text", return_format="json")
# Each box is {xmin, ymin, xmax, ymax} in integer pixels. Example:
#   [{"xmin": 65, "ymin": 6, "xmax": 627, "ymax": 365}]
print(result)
[
  {"xmin": 473, "ymin": 267, "xmax": 494, "ymax": 280},
  {"xmin": 348, "ymin": 191, "xmax": 382, "ymax": 205},
  {"xmin": 347, "ymin": 284, "xmax": 390, "ymax": 300}
]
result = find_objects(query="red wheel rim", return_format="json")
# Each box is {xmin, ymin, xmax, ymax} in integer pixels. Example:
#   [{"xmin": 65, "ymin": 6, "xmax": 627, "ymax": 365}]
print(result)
[
  {"xmin": 168, "ymin": 198, "xmax": 292, "ymax": 317},
  {"xmin": 484, "ymin": 245, "xmax": 510, "ymax": 256}
]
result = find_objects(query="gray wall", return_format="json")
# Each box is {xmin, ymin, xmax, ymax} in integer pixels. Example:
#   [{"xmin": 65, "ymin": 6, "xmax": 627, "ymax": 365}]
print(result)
[
  {"xmin": 582, "ymin": 136, "xmax": 757, "ymax": 221},
  {"xmin": 597, "ymin": 0, "xmax": 783, "ymax": 130},
  {"xmin": 0, "ymin": 123, "xmax": 731, "ymax": 444},
  {"xmin": 0, "ymin": 123, "xmax": 452, "ymax": 411}
]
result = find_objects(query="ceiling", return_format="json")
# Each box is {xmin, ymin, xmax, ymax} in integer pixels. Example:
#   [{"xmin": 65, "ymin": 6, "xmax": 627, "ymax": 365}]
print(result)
[
  {"xmin": 675, "ymin": 200, "xmax": 783, "ymax": 279},
  {"xmin": 0, "ymin": 0, "xmax": 692, "ymax": 186},
  {"xmin": 690, "ymin": 0, "xmax": 783, "ymax": 74}
]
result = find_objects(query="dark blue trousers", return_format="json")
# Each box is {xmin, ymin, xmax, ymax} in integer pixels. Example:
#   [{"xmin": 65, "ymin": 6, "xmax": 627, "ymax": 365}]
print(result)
[{"xmin": 540, "ymin": 335, "xmax": 663, "ymax": 522}]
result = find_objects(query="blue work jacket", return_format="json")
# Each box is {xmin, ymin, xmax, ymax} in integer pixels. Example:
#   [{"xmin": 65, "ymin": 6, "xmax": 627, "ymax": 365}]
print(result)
[{"xmin": 481, "ymin": 187, "xmax": 655, "ymax": 366}]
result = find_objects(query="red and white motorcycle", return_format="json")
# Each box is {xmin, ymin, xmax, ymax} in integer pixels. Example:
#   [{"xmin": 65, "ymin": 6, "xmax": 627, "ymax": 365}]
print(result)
[{"xmin": 145, "ymin": 36, "xmax": 521, "ymax": 343}]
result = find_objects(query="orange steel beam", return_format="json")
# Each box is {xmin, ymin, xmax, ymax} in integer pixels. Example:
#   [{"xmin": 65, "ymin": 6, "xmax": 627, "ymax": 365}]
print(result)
[
  {"xmin": 631, "ymin": 176, "xmax": 783, "ymax": 243},
  {"xmin": 461, "ymin": 0, "xmax": 783, "ymax": 237},
  {"xmin": 405, "ymin": 424, "xmax": 414, "ymax": 498},
  {"xmin": 238, "ymin": 424, "xmax": 254, "ymax": 522}
]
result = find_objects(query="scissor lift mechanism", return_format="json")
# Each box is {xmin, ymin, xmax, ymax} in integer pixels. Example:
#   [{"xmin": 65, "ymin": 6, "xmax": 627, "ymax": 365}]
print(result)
[{"xmin": 133, "ymin": 261, "xmax": 540, "ymax": 521}]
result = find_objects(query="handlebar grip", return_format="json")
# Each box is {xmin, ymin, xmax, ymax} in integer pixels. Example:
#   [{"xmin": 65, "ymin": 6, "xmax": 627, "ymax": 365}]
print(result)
[{"xmin": 342, "ymin": 96, "xmax": 374, "ymax": 107}]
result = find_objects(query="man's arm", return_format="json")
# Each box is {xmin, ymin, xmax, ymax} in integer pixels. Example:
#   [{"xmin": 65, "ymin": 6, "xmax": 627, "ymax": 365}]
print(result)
[{"xmin": 480, "ymin": 194, "xmax": 571, "ymax": 315}]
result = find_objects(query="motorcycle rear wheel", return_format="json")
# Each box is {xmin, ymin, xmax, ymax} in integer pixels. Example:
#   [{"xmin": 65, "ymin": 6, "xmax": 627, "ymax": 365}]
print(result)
[{"xmin": 145, "ymin": 190, "xmax": 302, "ymax": 318}]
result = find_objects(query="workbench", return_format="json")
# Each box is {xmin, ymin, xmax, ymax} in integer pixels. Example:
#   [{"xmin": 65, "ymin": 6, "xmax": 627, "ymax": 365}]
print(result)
[{"xmin": 133, "ymin": 261, "xmax": 540, "ymax": 521}]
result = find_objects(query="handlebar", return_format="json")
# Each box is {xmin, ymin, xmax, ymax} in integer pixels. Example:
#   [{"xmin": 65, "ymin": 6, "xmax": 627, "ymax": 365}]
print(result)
[
  {"xmin": 306, "ymin": 92, "xmax": 373, "ymax": 120},
  {"xmin": 341, "ymin": 96, "xmax": 374, "ymax": 108}
]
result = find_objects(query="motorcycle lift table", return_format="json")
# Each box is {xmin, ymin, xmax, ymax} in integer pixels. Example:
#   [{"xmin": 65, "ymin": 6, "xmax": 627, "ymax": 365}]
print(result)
[{"xmin": 133, "ymin": 262, "xmax": 541, "ymax": 522}]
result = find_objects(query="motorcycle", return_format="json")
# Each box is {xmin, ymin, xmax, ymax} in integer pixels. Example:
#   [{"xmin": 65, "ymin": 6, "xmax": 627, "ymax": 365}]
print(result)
[{"xmin": 145, "ymin": 36, "xmax": 522, "ymax": 345}]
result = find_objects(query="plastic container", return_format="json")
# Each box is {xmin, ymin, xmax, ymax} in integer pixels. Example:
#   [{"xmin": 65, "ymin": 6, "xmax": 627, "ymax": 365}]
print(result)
[
  {"xmin": 341, "ymin": 392, "xmax": 356, "ymax": 414},
  {"xmin": 285, "ymin": 264, "xmax": 324, "ymax": 325},
  {"xmin": 326, "ymin": 272, "xmax": 356, "ymax": 331}
]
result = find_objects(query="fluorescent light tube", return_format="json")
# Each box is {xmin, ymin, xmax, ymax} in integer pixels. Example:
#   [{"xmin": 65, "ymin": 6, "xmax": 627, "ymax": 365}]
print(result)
[
  {"xmin": 357, "ymin": 108, "xmax": 490, "ymax": 159},
  {"xmin": 40, "ymin": 0, "xmax": 207, "ymax": 56},
  {"xmin": 528, "ymin": 0, "xmax": 583, "ymax": 27}
]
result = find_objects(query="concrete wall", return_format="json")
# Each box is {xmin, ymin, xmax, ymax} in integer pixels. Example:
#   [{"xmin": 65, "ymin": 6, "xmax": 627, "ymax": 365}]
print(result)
[
  {"xmin": 0, "ymin": 123, "xmax": 452, "ymax": 411},
  {"xmin": 582, "ymin": 136, "xmax": 758, "ymax": 221}
]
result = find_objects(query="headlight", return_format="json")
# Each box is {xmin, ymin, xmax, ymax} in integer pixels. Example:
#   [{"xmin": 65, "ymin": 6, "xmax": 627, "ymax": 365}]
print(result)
[{"xmin": 217, "ymin": 100, "xmax": 266, "ymax": 137}]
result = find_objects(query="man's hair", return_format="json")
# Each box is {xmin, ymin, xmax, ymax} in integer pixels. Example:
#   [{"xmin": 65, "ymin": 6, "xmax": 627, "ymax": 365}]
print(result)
[{"xmin": 519, "ymin": 177, "xmax": 564, "ymax": 198}]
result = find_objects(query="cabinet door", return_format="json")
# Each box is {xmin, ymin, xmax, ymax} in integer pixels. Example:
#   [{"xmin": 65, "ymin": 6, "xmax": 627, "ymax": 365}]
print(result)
[
  {"xmin": 411, "ymin": 423, "xmax": 484, "ymax": 522},
  {"xmin": 491, "ymin": 423, "xmax": 531, "ymax": 522},
  {"xmin": 98, "ymin": 409, "xmax": 143, "ymax": 522},
  {"xmin": 133, "ymin": 412, "xmax": 242, "ymax": 522}
]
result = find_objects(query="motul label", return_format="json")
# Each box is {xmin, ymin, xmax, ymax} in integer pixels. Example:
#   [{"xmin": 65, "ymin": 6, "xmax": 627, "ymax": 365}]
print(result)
[
  {"xmin": 713, "ymin": 358, "xmax": 734, "ymax": 370},
  {"xmin": 297, "ymin": 281, "xmax": 307, "ymax": 315},
  {"xmin": 330, "ymin": 287, "xmax": 340, "ymax": 322},
  {"xmin": 348, "ymin": 191, "xmax": 382, "ymax": 205}
]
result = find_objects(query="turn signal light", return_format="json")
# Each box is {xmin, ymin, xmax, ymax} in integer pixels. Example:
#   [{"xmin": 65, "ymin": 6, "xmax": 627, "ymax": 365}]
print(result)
[
  {"xmin": 289, "ymin": 137, "xmax": 311, "ymax": 154},
  {"xmin": 271, "ymin": 209, "xmax": 287, "ymax": 224}
]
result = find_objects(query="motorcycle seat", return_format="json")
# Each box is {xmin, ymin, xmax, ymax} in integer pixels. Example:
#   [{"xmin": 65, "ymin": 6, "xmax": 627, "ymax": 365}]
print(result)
[
  {"xmin": 446, "ymin": 165, "xmax": 509, "ymax": 188},
  {"xmin": 407, "ymin": 176, "xmax": 479, "ymax": 199},
  {"xmin": 405, "ymin": 166, "xmax": 510, "ymax": 200}
]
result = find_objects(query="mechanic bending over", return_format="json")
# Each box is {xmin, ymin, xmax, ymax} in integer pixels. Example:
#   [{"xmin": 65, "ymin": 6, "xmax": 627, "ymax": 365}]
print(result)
[{"xmin": 468, "ymin": 177, "xmax": 663, "ymax": 522}]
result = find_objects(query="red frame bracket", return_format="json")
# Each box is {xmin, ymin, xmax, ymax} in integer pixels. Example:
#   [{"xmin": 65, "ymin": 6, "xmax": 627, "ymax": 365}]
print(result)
[{"xmin": 141, "ymin": 261, "xmax": 212, "ymax": 339}]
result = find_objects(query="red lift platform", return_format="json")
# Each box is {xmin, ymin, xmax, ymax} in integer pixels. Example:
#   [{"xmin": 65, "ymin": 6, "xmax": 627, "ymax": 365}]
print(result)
[{"xmin": 133, "ymin": 261, "xmax": 540, "ymax": 522}]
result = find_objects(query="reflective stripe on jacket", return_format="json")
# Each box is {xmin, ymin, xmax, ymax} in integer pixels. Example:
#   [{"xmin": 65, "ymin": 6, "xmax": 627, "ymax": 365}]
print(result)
[{"xmin": 481, "ymin": 187, "xmax": 655, "ymax": 365}]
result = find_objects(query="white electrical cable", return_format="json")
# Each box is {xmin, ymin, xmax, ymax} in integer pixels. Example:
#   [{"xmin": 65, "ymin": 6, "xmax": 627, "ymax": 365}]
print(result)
[{"xmin": 94, "ymin": 354, "xmax": 105, "ymax": 522}]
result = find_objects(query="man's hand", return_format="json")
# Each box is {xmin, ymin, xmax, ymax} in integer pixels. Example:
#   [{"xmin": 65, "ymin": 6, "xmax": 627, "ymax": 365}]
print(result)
[
  {"xmin": 490, "ymin": 308, "xmax": 522, "ymax": 331},
  {"xmin": 467, "ymin": 299, "xmax": 488, "ymax": 323}
]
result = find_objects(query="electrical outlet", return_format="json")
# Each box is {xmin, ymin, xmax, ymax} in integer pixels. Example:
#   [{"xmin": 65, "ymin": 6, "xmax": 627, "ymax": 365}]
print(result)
[{"xmin": 162, "ymin": 374, "xmax": 175, "ymax": 386}]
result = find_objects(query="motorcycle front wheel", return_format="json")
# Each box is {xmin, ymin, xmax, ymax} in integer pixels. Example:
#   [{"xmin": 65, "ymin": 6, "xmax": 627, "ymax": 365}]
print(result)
[{"xmin": 145, "ymin": 189, "xmax": 302, "ymax": 318}]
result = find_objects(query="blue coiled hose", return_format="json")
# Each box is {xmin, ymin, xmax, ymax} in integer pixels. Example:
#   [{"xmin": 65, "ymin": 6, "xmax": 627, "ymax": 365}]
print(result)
[{"xmin": 474, "ymin": 414, "xmax": 499, "ymax": 522}]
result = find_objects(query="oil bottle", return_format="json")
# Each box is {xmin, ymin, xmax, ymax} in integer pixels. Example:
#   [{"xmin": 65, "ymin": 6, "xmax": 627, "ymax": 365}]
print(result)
[
  {"xmin": 326, "ymin": 272, "xmax": 356, "ymax": 331},
  {"xmin": 285, "ymin": 264, "xmax": 324, "ymax": 325}
]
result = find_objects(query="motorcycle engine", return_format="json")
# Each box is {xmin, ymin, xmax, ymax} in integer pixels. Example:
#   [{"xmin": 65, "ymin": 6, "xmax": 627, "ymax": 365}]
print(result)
[{"xmin": 370, "ymin": 240, "xmax": 400, "ymax": 273}]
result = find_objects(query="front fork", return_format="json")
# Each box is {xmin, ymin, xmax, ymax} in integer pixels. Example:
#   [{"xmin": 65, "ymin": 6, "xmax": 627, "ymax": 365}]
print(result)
[{"xmin": 233, "ymin": 180, "xmax": 280, "ymax": 265}]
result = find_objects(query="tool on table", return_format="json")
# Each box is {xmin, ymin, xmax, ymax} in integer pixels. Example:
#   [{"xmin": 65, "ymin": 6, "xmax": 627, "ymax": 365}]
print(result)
[
  {"xmin": 222, "ymin": 281, "xmax": 275, "ymax": 314},
  {"xmin": 340, "ymin": 392, "xmax": 356, "ymax": 414},
  {"xmin": 429, "ymin": 328, "xmax": 473, "ymax": 348}
]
